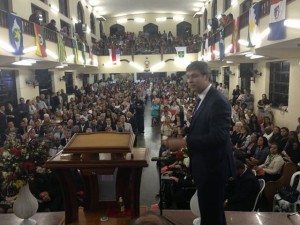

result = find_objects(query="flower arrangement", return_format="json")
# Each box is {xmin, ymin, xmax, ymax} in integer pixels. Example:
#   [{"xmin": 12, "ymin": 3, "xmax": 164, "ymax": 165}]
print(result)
[
  {"xmin": 0, "ymin": 139, "xmax": 49, "ymax": 192},
  {"xmin": 175, "ymin": 145, "xmax": 190, "ymax": 167}
]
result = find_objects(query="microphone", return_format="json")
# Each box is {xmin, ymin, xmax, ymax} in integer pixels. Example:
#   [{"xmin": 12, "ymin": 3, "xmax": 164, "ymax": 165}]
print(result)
[{"xmin": 151, "ymin": 157, "xmax": 169, "ymax": 162}]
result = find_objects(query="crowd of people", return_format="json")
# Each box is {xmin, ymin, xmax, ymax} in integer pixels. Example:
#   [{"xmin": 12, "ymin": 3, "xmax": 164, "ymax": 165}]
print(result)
[
  {"xmin": 92, "ymin": 31, "xmax": 202, "ymax": 56},
  {"xmin": 0, "ymin": 73, "xmax": 300, "ymax": 214}
]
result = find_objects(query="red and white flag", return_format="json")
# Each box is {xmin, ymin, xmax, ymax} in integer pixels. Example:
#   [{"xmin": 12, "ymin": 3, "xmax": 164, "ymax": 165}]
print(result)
[{"xmin": 109, "ymin": 48, "xmax": 121, "ymax": 64}]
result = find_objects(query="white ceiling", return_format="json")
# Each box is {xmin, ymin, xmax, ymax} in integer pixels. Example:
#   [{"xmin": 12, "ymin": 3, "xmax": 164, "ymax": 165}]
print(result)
[{"xmin": 87, "ymin": 0, "xmax": 208, "ymax": 18}]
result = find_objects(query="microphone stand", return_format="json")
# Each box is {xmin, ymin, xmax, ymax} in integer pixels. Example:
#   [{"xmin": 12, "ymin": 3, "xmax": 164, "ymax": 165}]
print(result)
[{"xmin": 151, "ymin": 157, "xmax": 176, "ymax": 225}]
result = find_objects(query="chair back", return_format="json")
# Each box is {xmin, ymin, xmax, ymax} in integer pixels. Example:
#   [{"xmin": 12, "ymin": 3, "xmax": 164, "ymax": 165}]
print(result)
[
  {"xmin": 252, "ymin": 179, "xmax": 265, "ymax": 211},
  {"xmin": 290, "ymin": 171, "xmax": 300, "ymax": 192}
]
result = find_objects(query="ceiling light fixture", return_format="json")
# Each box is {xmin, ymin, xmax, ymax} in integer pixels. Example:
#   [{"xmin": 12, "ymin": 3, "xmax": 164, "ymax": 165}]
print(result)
[
  {"xmin": 284, "ymin": 19, "xmax": 300, "ymax": 29},
  {"xmin": 156, "ymin": 17, "xmax": 166, "ymax": 22}
]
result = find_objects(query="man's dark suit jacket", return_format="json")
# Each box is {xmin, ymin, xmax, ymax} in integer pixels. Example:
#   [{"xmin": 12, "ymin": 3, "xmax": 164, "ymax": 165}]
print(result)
[
  {"xmin": 186, "ymin": 86, "xmax": 235, "ymax": 225},
  {"xmin": 225, "ymin": 168, "xmax": 260, "ymax": 211}
]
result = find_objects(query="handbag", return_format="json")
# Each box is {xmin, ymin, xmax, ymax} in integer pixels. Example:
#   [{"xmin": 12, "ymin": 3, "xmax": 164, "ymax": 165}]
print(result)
[{"xmin": 278, "ymin": 185, "xmax": 299, "ymax": 203}]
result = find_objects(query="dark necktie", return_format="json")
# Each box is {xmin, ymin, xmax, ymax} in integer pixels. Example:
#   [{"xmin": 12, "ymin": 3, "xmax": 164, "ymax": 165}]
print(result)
[{"xmin": 193, "ymin": 97, "xmax": 201, "ymax": 114}]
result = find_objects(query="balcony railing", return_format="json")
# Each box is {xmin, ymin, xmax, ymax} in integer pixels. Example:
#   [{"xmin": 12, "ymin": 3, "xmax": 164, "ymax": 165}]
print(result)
[{"xmin": 0, "ymin": 9, "xmax": 90, "ymax": 54}]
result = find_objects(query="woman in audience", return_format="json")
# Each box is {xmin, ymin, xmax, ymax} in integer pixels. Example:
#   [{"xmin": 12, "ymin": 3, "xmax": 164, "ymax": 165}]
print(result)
[
  {"xmin": 233, "ymin": 125, "xmax": 251, "ymax": 152},
  {"xmin": 245, "ymin": 132, "xmax": 258, "ymax": 158},
  {"xmin": 248, "ymin": 114, "xmax": 261, "ymax": 135},
  {"xmin": 256, "ymin": 142, "xmax": 285, "ymax": 182},
  {"xmin": 269, "ymin": 126, "xmax": 281, "ymax": 145},
  {"xmin": 260, "ymin": 116, "xmax": 273, "ymax": 134},
  {"xmin": 160, "ymin": 116, "xmax": 174, "ymax": 138},
  {"xmin": 246, "ymin": 136, "xmax": 269, "ymax": 168}
]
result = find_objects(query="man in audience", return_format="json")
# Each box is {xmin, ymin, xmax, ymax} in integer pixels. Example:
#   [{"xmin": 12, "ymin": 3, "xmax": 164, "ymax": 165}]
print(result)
[
  {"xmin": 225, "ymin": 160, "xmax": 260, "ymax": 211},
  {"xmin": 29, "ymin": 9, "xmax": 40, "ymax": 24},
  {"xmin": 46, "ymin": 19, "xmax": 58, "ymax": 32}
]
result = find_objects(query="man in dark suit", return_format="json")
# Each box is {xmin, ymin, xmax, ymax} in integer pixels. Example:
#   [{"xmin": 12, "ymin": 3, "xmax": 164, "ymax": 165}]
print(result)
[
  {"xmin": 169, "ymin": 61, "xmax": 235, "ymax": 225},
  {"xmin": 224, "ymin": 160, "xmax": 260, "ymax": 211}
]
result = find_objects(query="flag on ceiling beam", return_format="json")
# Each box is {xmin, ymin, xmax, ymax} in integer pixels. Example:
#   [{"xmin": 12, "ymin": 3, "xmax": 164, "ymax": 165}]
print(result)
[
  {"xmin": 268, "ymin": 0, "xmax": 286, "ymax": 41},
  {"xmin": 8, "ymin": 13, "xmax": 23, "ymax": 55},
  {"xmin": 72, "ymin": 39, "xmax": 79, "ymax": 64},
  {"xmin": 219, "ymin": 30, "xmax": 225, "ymax": 61},
  {"xmin": 248, "ymin": 2, "xmax": 261, "ymax": 47},
  {"xmin": 80, "ymin": 42, "xmax": 86, "ymax": 65},
  {"xmin": 175, "ymin": 46, "xmax": 187, "ymax": 58},
  {"xmin": 57, "ymin": 33, "xmax": 66, "ymax": 62},
  {"xmin": 34, "ymin": 24, "xmax": 47, "ymax": 57},
  {"xmin": 109, "ymin": 48, "xmax": 121, "ymax": 64}
]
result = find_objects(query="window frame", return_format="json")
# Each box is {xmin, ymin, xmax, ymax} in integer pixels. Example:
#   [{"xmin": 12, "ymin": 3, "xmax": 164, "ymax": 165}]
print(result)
[{"xmin": 269, "ymin": 61, "xmax": 290, "ymax": 107}]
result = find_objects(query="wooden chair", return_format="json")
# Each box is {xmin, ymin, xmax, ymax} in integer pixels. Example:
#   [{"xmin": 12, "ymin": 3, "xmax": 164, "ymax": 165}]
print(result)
[{"xmin": 264, "ymin": 162, "xmax": 298, "ymax": 209}]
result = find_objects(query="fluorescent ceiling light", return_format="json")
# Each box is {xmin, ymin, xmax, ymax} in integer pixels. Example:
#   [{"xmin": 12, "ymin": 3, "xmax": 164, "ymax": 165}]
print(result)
[
  {"xmin": 12, "ymin": 59, "xmax": 37, "ymax": 66},
  {"xmin": 23, "ymin": 46, "xmax": 37, "ymax": 53},
  {"xmin": 50, "ymin": 4, "xmax": 59, "ymax": 14},
  {"xmin": 117, "ymin": 18, "xmax": 127, "ymax": 24},
  {"xmin": 150, "ymin": 61, "xmax": 165, "ymax": 71},
  {"xmin": 0, "ymin": 40, "xmax": 14, "ymax": 52},
  {"xmin": 225, "ymin": 44, "xmax": 233, "ymax": 54},
  {"xmin": 173, "ymin": 16, "xmax": 184, "ymax": 21},
  {"xmin": 88, "ymin": 0, "xmax": 99, "ymax": 6},
  {"xmin": 250, "ymin": 55, "xmax": 264, "ymax": 59},
  {"xmin": 238, "ymin": 39, "xmax": 249, "ymax": 46},
  {"xmin": 129, "ymin": 61, "xmax": 144, "ymax": 71},
  {"xmin": 67, "ymin": 55, "xmax": 74, "ymax": 62},
  {"xmin": 156, "ymin": 17, "xmax": 166, "ymax": 22},
  {"xmin": 284, "ymin": 19, "xmax": 300, "ymax": 29},
  {"xmin": 46, "ymin": 49, "xmax": 58, "ymax": 59},
  {"xmin": 134, "ymin": 18, "xmax": 145, "ymax": 23},
  {"xmin": 245, "ymin": 53, "xmax": 254, "ymax": 57}
]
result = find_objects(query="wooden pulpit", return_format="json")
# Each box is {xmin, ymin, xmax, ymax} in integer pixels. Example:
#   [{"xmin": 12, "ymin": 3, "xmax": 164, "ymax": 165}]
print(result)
[{"xmin": 44, "ymin": 132, "xmax": 149, "ymax": 224}]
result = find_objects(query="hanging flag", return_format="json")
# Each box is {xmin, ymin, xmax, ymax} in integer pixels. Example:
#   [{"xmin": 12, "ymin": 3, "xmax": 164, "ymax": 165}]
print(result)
[
  {"xmin": 57, "ymin": 33, "xmax": 66, "ymax": 62},
  {"xmin": 268, "ymin": 0, "xmax": 286, "ymax": 41},
  {"xmin": 109, "ymin": 48, "xmax": 121, "ymax": 64},
  {"xmin": 34, "ymin": 24, "xmax": 47, "ymax": 57},
  {"xmin": 8, "ymin": 13, "xmax": 23, "ymax": 55},
  {"xmin": 248, "ymin": 2, "xmax": 261, "ymax": 47},
  {"xmin": 72, "ymin": 39, "xmax": 79, "ymax": 64},
  {"xmin": 235, "ymin": 16, "xmax": 240, "ymax": 53},
  {"xmin": 210, "ymin": 35, "xmax": 215, "ymax": 60},
  {"xmin": 230, "ymin": 19, "xmax": 235, "ymax": 53},
  {"xmin": 175, "ymin": 46, "xmax": 187, "ymax": 58},
  {"xmin": 89, "ymin": 45, "xmax": 94, "ymax": 65},
  {"xmin": 230, "ymin": 17, "xmax": 241, "ymax": 53},
  {"xmin": 80, "ymin": 42, "xmax": 86, "ymax": 65},
  {"xmin": 219, "ymin": 30, "xmax": 225, "ymax": 61}
]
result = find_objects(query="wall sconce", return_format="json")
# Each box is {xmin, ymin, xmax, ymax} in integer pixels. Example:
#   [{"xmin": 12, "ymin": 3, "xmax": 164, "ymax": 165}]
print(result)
[
  {"xmin": 59, "ymin": 76, "xmax": 66, "ymax": 82},
  {"xmin": 76, "ymin": 74, "xmax": 84, "ymax": 80},
  {"xmin": 25, "ymin": 79, "xmax": 39, "ymax": 88},
  {"xmin": 225, "ymin": 70, "xmax": 235, "ymax": 76},
  {"xmin": 250, "ymin": 69, "xmax": 262, "ymax": 83}
]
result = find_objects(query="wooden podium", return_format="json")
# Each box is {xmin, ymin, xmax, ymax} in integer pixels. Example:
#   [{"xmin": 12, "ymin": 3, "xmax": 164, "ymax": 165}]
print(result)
[{"xmin": 44, "ymin": 132, "xmax": 149, "ymax": 224}]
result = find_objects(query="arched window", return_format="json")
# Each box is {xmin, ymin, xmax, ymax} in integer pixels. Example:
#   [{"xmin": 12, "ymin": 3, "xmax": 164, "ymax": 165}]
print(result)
[
  {"xmin": 110, "ymin": 24, "xmax": 125, "ymax": 37},
  {"xmin": 77, "ymin": 2, "xmax": 84, "ymax": 23},
  {"xmin": 90, "ymin": 13, "xmax": 95, "ymax": 34},
  {"xmin": 176, "ymin": 21, "xmax": 192, "ymax": 37},
  {"xmin": 143, "ymin": 23, "xmax": 158, "ymax": 38},
  {"xmin": 204, "ymin": 9, "xmax": 207, "ymax": 31},
  {"xmin": 59, "ymin": 0, "xmax": 68, "ymax": 17}
]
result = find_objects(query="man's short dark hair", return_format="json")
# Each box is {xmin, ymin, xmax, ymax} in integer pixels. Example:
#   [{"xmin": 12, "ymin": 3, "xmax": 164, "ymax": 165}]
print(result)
[
  {"xmin": 186, "ymin": 61, "xmax": 212, "ymax": 81},
  {"xmin": 235, "ymin": 159, "xmax": 245, "ymax": 171}
]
